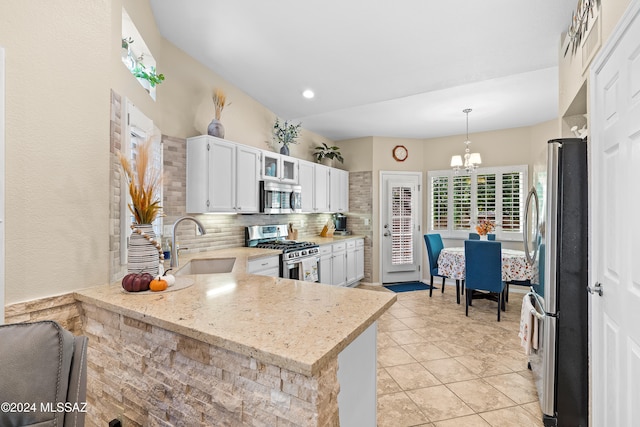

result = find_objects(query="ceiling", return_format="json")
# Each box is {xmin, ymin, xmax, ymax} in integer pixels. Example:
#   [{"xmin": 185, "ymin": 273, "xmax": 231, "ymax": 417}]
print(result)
[{"xmin": 150, "ymin": 0, "xmax": 578, "ymax": 141}]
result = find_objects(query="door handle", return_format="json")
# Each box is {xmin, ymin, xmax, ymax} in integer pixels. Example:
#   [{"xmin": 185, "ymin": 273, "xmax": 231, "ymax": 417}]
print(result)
[
  {"xmin": 383, "ymin": 231, "xmax": 391, "ymax": 237},
  {"xmin": 587, "ymin": 282, "xmax": 603, "ymax": 296}
]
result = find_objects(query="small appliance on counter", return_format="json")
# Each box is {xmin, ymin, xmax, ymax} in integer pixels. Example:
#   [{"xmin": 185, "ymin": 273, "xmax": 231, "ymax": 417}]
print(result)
[{"xmin": 333, "ymin": 214, "xmax": 350, "ymax": 236}]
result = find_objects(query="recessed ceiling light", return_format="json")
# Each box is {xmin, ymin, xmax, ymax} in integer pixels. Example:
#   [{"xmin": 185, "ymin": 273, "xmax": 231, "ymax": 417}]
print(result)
[{"xmin": 302, "ymin": 89, "xmax": 315, "ymax": 99}]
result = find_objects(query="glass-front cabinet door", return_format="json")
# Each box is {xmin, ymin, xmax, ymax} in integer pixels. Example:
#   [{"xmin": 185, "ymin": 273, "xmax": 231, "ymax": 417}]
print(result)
[
  {"xmin": 261, "ymin": 151, "xmax": 298, "ymax": 184},
  {"xmin": 281, "ymin": 156, "xmax": 298, "ymax": 183},
  {"xmin": 262, "ymin": 152, "xmax": 280, "ymax": 181}
]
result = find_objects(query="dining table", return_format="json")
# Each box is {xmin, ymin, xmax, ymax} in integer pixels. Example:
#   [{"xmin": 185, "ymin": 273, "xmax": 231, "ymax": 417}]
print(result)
[{"xmin": 437, "ymin": 246, "xmax": 533, "ymax": 282}]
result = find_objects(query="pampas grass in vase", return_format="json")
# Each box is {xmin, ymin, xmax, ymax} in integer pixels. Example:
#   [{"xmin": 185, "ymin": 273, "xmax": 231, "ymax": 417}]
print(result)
[
  {"xmin": 119, "ymin": 139, "xmax": 164, "ymax": 274},
  {"xmin": 208, "ymin": 88, "xmax": 228, "ymax": 138}
]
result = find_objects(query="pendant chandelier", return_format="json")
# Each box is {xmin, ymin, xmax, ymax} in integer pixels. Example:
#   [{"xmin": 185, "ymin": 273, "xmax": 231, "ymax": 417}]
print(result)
[{"xmin": 451, "ymin": 108, "xmax": 482, "ymax": 173}]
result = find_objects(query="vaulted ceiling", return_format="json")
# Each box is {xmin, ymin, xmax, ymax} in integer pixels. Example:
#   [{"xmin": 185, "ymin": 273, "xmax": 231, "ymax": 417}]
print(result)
[{"xmin": 150, "ymin": 0, "xmax": 578, "ymax": 141}]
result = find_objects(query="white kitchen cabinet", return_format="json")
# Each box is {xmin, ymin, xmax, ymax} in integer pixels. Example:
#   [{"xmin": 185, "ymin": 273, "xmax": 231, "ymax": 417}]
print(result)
[
  {"xmin": 355, "ymin": 238, "xmax": 365, "ymax": 281},
  {"xmin": 261, "ymin": 151, "xmax": 298, "ymax": 184},
  {"xmin": 186, "ymin": 136, "xmax": 260, "ymax": 213},
  {"xmin": 318, "ymin": 245, "xmax": 333, "ymax": 285},
  {"xmin": 319, "ymin": 239, "xmax": 363, "ymax": 287},
  {"xmin": 330, "ymin": 168, "xmax": 349, "ymax": 213},
  {"xmin": 247, "ymin": 255, "xmax": 280, "ymax": 277},
  {"xmin": 235, "ymin": 145, "xmax": 261, "ymax": 213},
  {"xmin": 331, "ymin": 242, "xmax": 347, "ymax": 287},
  {"xmin": 314, "ymin": 164, "xmax": 331, "ymax": 212},
  {"xmin": 298, "ymin": 160, "xmax": 330, "ymax": 213},
  {"xmin": 346, "ymin": 240, "xmax": 357, "ymax": 285},
  {"xmin": 186, "ymin": 136, "xmax": 214, "ymax": 213}
]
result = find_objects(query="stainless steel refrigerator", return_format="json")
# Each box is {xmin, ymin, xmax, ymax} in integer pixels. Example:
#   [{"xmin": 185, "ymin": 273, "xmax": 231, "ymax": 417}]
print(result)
[{"xmin": 523, "ymin": 138, "xmax": 588, "ymax": 427}]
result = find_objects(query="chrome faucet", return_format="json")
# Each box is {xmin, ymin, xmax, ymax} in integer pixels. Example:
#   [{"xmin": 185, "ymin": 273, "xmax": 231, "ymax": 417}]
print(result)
[{"xmin": 170, "ymin": 216, "xmax": 207, "ymax": 268}]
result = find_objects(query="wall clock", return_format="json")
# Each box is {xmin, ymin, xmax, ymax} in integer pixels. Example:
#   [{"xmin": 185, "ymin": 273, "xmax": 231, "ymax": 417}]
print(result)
[{"xmin": 392, "ymin": 145, "xmax": 408, "ymax": 162}]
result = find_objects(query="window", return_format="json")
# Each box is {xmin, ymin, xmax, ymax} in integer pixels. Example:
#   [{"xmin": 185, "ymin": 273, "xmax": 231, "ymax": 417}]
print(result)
[
  {"xmin": 390, "ymin": 186, "xmax": 414, "ymax": 265},
  {"xmin": 428, "ymin": 165, "xmax": 527, "ymax": 240},
  {"xmin": 430, "ymin": 176, "xmax": 448, "ymax": 230}
]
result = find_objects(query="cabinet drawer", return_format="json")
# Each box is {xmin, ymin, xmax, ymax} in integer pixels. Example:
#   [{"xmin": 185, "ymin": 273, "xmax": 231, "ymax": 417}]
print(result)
[
  {"xmin": 319, "ymin": 245, "xmax": 332, "ymax": 256},
  {"xmin": 247, "ymin": 256, "xmax": 280, "ymax": 273},
  {"xmin": 356, "ymin": 238, "xmax": 364, "ymax": 247},
  {"xmin": 332, "ymin": 242, "xmax": 346, "ymax": 252},
  {"xmin": 346, "ymin": 240, "xmax": 356, "ymax": 249}
]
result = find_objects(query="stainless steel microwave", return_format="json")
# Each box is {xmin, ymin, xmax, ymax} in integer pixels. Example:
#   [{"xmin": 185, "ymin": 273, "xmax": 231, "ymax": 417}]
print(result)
[{"xmin": 260, "ymin": 181, "xmax": 302, "ymax": 214}]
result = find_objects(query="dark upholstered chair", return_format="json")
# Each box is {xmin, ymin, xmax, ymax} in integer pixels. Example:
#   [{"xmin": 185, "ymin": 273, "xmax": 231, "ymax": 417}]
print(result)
[
  {"xmin": 0, "ymin": 320, "xmax": 88, "ymax": 427},
  {"xmin": 464, "ymin": 240, "xmax": 506, "ymax": 321},
  {"xmin": 468, "ymin": 232, "xmax": 496, "ymax": 240},
  {"xmin": 424, "ymin": 234, "xmax": 460, "ymax": 302}
]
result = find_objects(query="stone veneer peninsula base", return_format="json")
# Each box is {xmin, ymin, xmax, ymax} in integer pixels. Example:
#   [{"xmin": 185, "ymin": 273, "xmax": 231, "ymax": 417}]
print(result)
[{"xmin": 75, "ymin": 270, "xmax": 395, "ymax": 426}]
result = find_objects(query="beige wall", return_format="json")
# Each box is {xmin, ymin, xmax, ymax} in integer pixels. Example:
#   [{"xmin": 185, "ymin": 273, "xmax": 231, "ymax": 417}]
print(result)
[
  {"xmin": 0, "ymin": 0, "xmax": 112, "ymax": 304},
  {"xmin": 340, "ymin": 137, "xmax": 373, "ymax": 172},
  {"xmin": 1, "ymin": 0, "xmax": 333, "ymax": 305}
]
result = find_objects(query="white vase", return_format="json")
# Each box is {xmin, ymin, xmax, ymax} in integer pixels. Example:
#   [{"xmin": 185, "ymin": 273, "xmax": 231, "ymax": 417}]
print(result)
[
  {"xmin": 128, "ymin": 224, "xmax": 160, "ymax": 276},
  {"xmin": 480, "ymin": 235, "xmax": 488, "ymax": 241},
  {"xmin": 207, "ymin": 119, "xmax": 225, "ymax": 138}
]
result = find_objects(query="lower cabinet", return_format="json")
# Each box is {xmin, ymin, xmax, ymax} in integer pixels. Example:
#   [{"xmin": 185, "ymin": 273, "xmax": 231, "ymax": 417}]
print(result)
[
  {"xmin": 318, "ymin": 245, "xmax": 333, "ymax": 285},
  {"xmin": 318, "ymin": 239, "xmax": 365, "ymax": 287},
  {"xmin": 247, "ymin": 256, "xmax": 280, "ymax": 277},
  {"xmin": 346, "ymin": 240, "xmax": 357, "ymax": 284},
  {"xmin": 355, "ymin": 239, "xmax": 365, "ymax": 281},
  {"xmin": 331, "ymin": 242, "xmax": 347, "ymax": 287}
]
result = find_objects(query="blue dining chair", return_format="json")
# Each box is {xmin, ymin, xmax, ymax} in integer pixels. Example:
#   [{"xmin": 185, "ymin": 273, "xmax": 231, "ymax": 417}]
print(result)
[
  {"xmin": 424, "ymin": 234, "xmax": 455, "ymax": 300},
  {"xmin": 464, "ymin": 240, "xmax": 506, "ymax": 321},
  {"xmin": 468, "ymin": 233, "xmax": 496, "ymax": 240}
]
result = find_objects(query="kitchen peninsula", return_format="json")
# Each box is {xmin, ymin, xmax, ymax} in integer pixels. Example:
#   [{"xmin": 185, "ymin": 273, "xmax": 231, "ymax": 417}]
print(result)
[{"xmin": 75, "ymin": 249, "xmax": 395, "ymax": 426}]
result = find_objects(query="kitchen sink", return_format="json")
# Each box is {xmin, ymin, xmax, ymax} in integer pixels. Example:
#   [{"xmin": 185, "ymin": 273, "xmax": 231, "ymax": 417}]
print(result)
[{"xmin": 174, "ymin": 258, "xmax": 236, "ymax": 275}]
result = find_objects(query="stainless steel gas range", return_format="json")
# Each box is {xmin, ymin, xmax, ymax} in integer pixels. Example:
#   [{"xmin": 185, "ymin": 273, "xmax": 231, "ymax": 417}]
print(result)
[{"xmin": 245, "ymin": 225, "xmax": 320, "ymax": 281}]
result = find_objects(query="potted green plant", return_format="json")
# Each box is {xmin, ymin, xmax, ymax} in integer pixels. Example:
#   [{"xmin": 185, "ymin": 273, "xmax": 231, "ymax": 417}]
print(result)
[
  {"xmin": 122, "ymin": 37, "xmax": 134, "ymax": 50},
  {"xmin": 132, "ymin": 64, "xmax": 165, "ymax": 90},
  {"xmin": 272, "ymin": 118, "xmax": 302, "ymax": 155},
  {"xmin": 313, "ymin": 143, "xmax": 344, "ymax": 166}
]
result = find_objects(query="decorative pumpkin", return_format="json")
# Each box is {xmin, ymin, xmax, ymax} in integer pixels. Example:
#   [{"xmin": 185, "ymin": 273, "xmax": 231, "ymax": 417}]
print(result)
[
  {"xmin": 162, "ymin": 269, "xmax": 176, "ymax": 286},
  {"xmin": 122, "ymin": 272, "xmax": 153, "ymax": 292},
  {"xmin": 149, "ymin": 277, "xmax": 168, "ymax": 292}
]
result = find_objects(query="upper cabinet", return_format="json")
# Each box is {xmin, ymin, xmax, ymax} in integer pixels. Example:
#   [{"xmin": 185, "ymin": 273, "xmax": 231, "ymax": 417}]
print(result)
[
  {"xmin": 299, "ymin": 160, "xmax": 330, "ymax": 213},
  {"xmin": 330, "ymin": 168, "xmax": 349, "ymax": 213},
  {"xmin": 298, "ymin": 159, "xmax": 348, "ymax": 213},
  {"xmin": 186, "ymin": 136, "xmax": 348, "ymax": 214},
  {"xmin": 261, "ymin": 151, "xmax": 298, "ymax": 184},
  {"xmin": 186, "ymin": 135, "xmax": 260, "ymax": 213}
]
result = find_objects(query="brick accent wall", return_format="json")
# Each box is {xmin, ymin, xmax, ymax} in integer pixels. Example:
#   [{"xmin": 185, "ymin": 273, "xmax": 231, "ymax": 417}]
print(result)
[
  {"xmin": 109, "ymin": 91, "xmax": 126, "ymax": 283},
  {"xmin": 81, "ymin": 303, "xmax": 340, "ymax": 426},
  {"xmin": 347, "ymin": 172, "xmax": 373, "ymax": 282},
  {"xmin": 4, "ymin": 293, "xmax": 82, "ymax": 334}
]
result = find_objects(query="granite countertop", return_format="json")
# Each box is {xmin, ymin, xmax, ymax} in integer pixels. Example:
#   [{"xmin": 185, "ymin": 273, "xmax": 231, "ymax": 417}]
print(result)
[{"xmin": 75, "ymin": 247, "xmax": 395, "ymax": 377}]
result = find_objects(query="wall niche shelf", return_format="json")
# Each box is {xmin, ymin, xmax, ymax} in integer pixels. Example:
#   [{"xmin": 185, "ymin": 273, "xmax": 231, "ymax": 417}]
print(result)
[{"xmin": 122, "ymin": 7, "xmax": 161, "ymax": 101}]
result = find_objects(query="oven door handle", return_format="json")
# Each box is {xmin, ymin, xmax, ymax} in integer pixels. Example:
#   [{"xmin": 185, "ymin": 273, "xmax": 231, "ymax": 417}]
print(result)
[{"xmin": 284, "ymin": 256, "xmax": 319, "ymax": 266}]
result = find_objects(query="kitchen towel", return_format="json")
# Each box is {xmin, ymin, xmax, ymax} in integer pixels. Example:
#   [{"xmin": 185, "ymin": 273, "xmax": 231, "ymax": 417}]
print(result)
[
  {"xmin": 518, "ymin": 294, "xmax": 538, "ymax": 355},
  {"xmin": 301, "ymin": 257, "xmax": 318, "ymax": 282}
]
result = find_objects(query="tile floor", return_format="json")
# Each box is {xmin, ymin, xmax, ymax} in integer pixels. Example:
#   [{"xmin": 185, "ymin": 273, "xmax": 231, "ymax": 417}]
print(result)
[{"xmin": 360, "ymin": 284, "xmax": 544, "ymax": 427}]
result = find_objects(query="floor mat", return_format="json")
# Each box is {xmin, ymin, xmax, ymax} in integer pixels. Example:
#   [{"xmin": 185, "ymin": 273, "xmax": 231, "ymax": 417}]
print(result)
[{"xmin": 383, "ymin": 282, "xmax": 435, "ymax": 293}]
